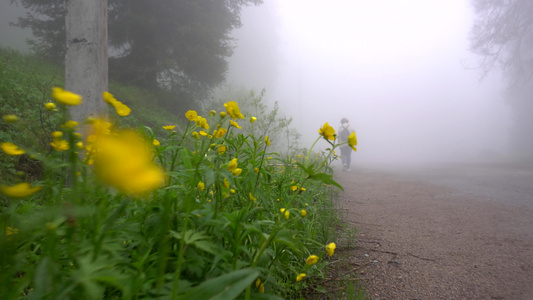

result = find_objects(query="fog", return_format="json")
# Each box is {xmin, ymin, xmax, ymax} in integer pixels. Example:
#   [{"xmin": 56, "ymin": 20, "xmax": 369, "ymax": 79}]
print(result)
[
  {"xmin": 227, "ymin": 0, "xmax": 512, "ymax": 165},
  {"xmin": 0, "ymin": 1, "xmax": 31, "ymax": 52},
  {"xmin": 0, "ymin": 0, "xmax": 515, "ymax": 165}
]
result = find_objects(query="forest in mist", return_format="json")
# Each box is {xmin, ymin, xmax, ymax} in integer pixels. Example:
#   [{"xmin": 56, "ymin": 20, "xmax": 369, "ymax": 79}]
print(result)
[{"xmin": 1, "ymin": 0, "xmax": 532, "ymax": 165}]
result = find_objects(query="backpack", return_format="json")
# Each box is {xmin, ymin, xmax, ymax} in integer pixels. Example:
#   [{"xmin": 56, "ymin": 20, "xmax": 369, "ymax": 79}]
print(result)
[{"xmin": 339, "ymin": 125, "xmax": 350, "ymax": 141}]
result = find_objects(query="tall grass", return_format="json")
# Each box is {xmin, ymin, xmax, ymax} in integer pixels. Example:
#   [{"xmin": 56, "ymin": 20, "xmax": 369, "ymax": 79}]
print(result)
[{"xmin": 0, "ymin": 48, "xmax": 355, "ymax": 299}]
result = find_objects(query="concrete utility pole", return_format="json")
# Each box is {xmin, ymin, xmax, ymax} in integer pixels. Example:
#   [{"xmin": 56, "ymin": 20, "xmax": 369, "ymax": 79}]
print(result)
[{"xmin": 65, "ymin": 0, "xmax": 108, "ymax": 125}]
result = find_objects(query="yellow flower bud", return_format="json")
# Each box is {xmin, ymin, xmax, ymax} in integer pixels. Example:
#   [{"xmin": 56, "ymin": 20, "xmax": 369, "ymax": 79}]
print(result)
[
  {"xmin": 3, "ymin": 115, "xmax": 19, "ymax": 123},
  {"xmin": 306, "ymin": 255, "xmax": 319, "ymax": 265},
  {"xmin": 44, "ymin": 102, "xmax": 57, "ymax": 111}
]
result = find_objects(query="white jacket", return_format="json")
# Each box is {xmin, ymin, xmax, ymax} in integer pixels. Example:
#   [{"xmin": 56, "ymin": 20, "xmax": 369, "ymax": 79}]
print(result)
[{"xmin": 337, "ymin": 123, "xmax": 355, "ymax": 143}]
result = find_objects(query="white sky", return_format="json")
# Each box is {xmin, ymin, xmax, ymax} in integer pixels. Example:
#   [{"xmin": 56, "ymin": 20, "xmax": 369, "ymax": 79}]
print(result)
[{"xmin": 228, "ymin": 0, "xmax": 511, "ymax": 164}]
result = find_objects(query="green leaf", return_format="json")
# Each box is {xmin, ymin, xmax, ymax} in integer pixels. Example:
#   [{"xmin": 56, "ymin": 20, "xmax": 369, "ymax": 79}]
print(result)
[
  {"xmin": 143, "ymin": 126, "xmax": 154, "ymax": 139},
  {"xmin": 314, "ymin": 285, "xmax": 328, "ymax": 294},
  {"xmin": 272, "ymin": 229, "xmax": 302, "ymax": 253},
  {"xmin": 170, "ymin": 230, "xmax": 218, "ymax": 255},
  {"xmin": 249, "ymin": 293, "xmax": 284, "ymax": 300},
  {"xmin": 176, "ymin": 268, "xmax": 259, "ymax": 300},
  {"xmin": 30, "ymin": 256, "xmax": 54, "ymax": 300},
  {"xmin": 308, "ymin": 172, "xmax": 344, "ymax": 191},
  {"xmin": 179, "ymin": 148, "xmax": 193, "ymax": 170}
]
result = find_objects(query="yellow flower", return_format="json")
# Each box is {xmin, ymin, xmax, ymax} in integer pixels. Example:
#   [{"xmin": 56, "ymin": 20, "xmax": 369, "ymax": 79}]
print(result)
[
  {"xmin": 114, "ymin": 102, "xmax": 132, "ymax": 117},
  {"xmin": 291, "ymin": 185, "xmax": 299, "ymax": 191},
  {"xmin": 51, "ymin": 131, "xmax": 63, "ymax": 139},
  {"xmin": 87, "ymin": 135, "xmax": 97, "ymax": 143},
  {"xmin": 224, "ymin": 101, "xmax": 245, "ymax": 119},
  {"xmin": 229, "ymin": 119, "xmax": 241, "ymax": 129},
  {"xmin": 0, "ymin": 182, "xmax": 42, "ymax": 198},
  {"xmin": 223, "ymin": 178, "xmax": 230, "ymax": 188},
  {"xmin": 250, "ymin": 116, "xmax": 257, "ymax": 123},
  {"xmin": 326, "ymin": 242, "xmax": 336, "ymax": 256},
  {"xmin": 6, "ymin": 226, "xmax": 18, "ymax": 235},
  {"xmin": 199, "ymin": 131, "xmax": 208, "ymax": 136},
  {"xmin": 195, "ymin": 116, "xmax": 209, "ymax": 130},
  {"xmin": 232, "ymin": 168, "xmax": 242, "ymax": 176},
  {"xmin": 296, "ymin": 273, "xmax": 306, "ymax": 282},
  {"xmin": 50, "ymin": 139, "xmax": 69, "ymax": 151},
  {"xmin": 88, "ymin": 118, "xmax": 112, "ymax": 136},
  {"xmin": 214, "ymin": 127, "xmax": 227, "ymax": 138},
  {"xmin": 209, "ymin": 110, "xmax": 216, "ymax": 116},
  {"xmin": 52, "ymin": 87, "xmax": 82, "ymax": 106},
  {"xmin": 3, "ymin": 115, "xmax": 19, "ymax": 123},
  {"xmin": 197, "ymin": 181, "xmax": 205, "ymax": 191},
  {"xmin": 228, "ymin": 158, "xmax": 238, "ymax": 171},
  {"xmin": 280, "ymin": 208, "xmax": 286, "ymax": 213},
  {"xmin": 76, "ymin": 141, "xmax": 84, "ymax": 149},
  {"xmin": 103, "ymin": 92, "xmax": 131, "ymax": 116},
  {"xmin": 218, "ymin": 145, "xmax": 226, "ymax": 154},
  {"xmin": 91, "ymin": 130, "xmax": 165, "ymax": 195},
  {"xmin": 62, "ymin": 120, "xmax": 79, "ymax": 129},
  {"xmin": 301, "ymin": 187, "xmax": 306, "ymax": 191},
  {"xmin": 192, "ymin": 131, "xmax": 200, "ymax": 139},
  {"xmin": 259, "ymin": 283, "xmax": 264, "ymax": 293},
  {"xmin": 44, "ymin": 102, "xmax": 56, "ymax": 111},
  {"xmin": 230, "ymin": 189, "xmax": 236, "ymax": 194},
  {"xmin": 348, "ymin": 132, "xmax": 358, "ymax": 151},
  {"xmin": 1, "ymin": 142, "xmax": 25, "ymax": 155},
  {"xmin": 249, "ymin": 193, "xmax": 256, "ymax": 201},
  {"xmin": 153, "ymin": 139, "xmax": 160, "ymax": 146},
  {"xmin": 306, "ymin": 255, "xmax": 319, "ymax": 265},
  {"xmin": 254, "ymin": 167, "xmax": 259, "ymax": 173},
  {"xmin": 318, "ymin": 122, "xmax": 335, "ymax": 140},
  {"xmin": 185, "ymin": 110, "xmax": 198, "ymax": 121},
  {"xmin": 265, "ymin": 136, "xmax": 270, "ymax": 147},
  {"xmin": 300, "ymin": 209, "xmax": 307, "ymax": 217},
  {"xmin": 103, "ymin": 91, "xmax": 115, "ymax": 104},
  {"xmin": 256, "ymin": 278, "xmax": 261, "ymax": 288},
  {"xmin": 163, "ymin": 125, "xmax": 176, "ymax": 131},
  {"xmin": 220, "ymin": 111, "xmax": 227, "ymax": 118},
  {"xmin": 284, "ymin": 210, "xmax": 290, "ymax": 220}
]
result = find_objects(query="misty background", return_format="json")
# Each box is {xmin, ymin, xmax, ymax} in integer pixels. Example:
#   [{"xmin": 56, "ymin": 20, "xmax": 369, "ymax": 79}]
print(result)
[{"xmin": 1, "ymin": 0, "xmax": 526, "ymax": 165}]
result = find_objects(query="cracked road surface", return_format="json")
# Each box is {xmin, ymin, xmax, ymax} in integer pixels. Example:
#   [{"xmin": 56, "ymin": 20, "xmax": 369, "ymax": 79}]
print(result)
[{"xmin": 334, "ymin": 163, "xmax": 533, "ymax": 299}]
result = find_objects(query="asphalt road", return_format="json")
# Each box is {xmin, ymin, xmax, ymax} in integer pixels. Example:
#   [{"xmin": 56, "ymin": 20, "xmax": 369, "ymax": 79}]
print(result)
[
  {"xmin": 332, "ymin": 161, "xmax": 533, "ymax": 299},
  {"xmin": 362, "ymin": 161, "xmax": 533, "ymax": 210}
]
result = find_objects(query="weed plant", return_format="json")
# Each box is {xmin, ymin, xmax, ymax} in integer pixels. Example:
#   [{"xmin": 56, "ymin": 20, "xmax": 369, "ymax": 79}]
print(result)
[{"xmin": 1, "ymin": 53, "xmax": 358, "ymax": 300}]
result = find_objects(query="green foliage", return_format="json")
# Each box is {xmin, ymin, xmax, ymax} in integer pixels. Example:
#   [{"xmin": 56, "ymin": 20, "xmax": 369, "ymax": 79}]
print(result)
[
  {"xmin": 0, "ymin": 48, "xmax": 62, "ymax": 182},
  {"xmin": 12, "ymin": 0, "xmax": 263, "ymax": 107},
  {"xmin": 0, "ymin": 50, "xmax": 348, "ymax": 298},
  {"xmin": 206, "ymin": 86, "xmax": 302, "ymax": 156},
  {"xmin": 0, "ymin": 48, "xmax": 183, "ymax": 182}
]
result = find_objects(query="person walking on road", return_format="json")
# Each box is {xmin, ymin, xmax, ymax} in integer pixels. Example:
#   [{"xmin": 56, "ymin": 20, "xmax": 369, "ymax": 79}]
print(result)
[{"xmin": 338, "ymin": 117, "xmax": 356, "ymax": 171}]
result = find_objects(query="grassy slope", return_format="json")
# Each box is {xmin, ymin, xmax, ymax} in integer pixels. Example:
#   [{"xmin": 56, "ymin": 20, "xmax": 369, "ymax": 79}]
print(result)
[{"xmin": 0, "ymin": 48, "xmax": 184, "ymax": 180}]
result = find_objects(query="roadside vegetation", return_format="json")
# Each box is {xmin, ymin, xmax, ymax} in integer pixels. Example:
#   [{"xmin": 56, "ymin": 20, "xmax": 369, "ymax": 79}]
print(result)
[{"xmin": 0, "ymin": 48, "xmax": 361, "ymax": 299}]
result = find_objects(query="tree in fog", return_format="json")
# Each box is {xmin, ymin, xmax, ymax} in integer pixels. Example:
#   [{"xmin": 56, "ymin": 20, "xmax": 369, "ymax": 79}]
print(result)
[
  {"xmin": 470, "ymin": 0, "xmax": 533, "ymax": 83},
  {"xmin": 470, "ymin": 0, "xmax": 533, "ymax": 157},
  {"xmin": 12, "ymin": 0, "xmax": 262, "ymax": 110}
]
